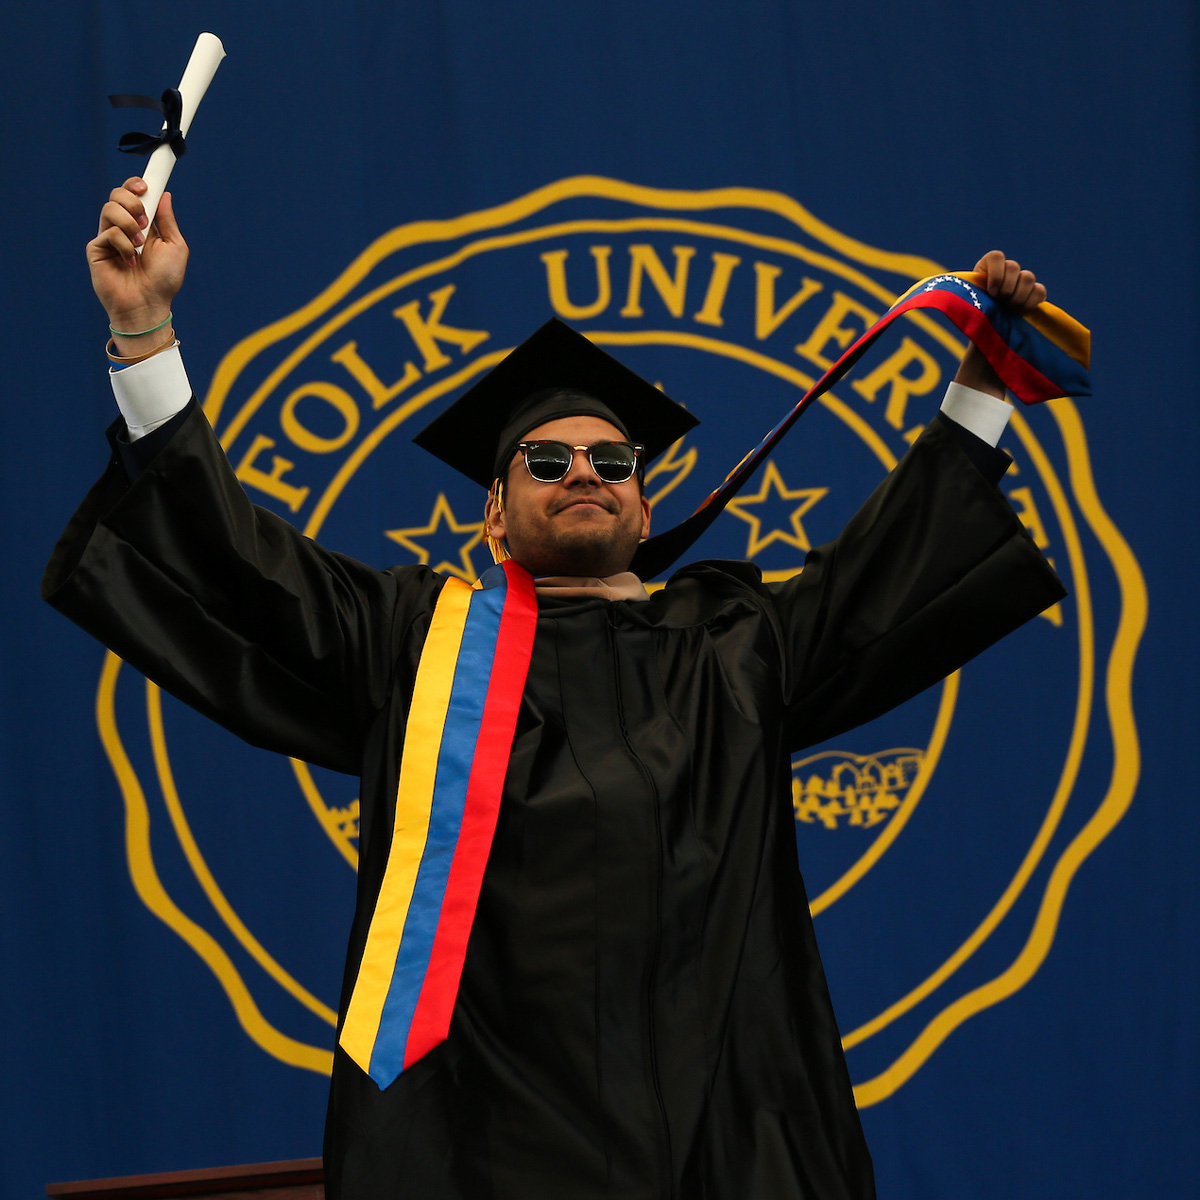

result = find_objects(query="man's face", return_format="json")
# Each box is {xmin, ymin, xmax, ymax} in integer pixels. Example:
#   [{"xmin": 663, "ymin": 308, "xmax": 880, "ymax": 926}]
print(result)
[{"xmin": 484, "ymin": 415, "xmax": 652, "ymax": 577}]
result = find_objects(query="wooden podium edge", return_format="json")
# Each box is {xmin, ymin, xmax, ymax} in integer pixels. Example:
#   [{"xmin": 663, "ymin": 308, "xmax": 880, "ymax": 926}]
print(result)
[{"xmin": 46, "ymin": 1157, "xmax": 324, "ymax": 1198}]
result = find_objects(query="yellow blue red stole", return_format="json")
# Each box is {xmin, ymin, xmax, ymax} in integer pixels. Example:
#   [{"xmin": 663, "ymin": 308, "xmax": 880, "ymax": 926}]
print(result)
[{"xmin": 340, "ymin": 559, "xmax": 538, "ymax": 1088}]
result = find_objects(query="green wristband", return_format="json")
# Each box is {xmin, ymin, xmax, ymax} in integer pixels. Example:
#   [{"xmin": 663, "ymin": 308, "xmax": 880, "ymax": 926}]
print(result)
[{"xmin": 109, "ymin": 312, "xmax": 173, "ymax": 338}]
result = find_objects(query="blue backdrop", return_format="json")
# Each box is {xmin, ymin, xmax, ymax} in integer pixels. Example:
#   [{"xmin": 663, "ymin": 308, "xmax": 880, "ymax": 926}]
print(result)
[{"xmin": 3, "ymin": 3, "xmax": 1195, "ymax": 1198}]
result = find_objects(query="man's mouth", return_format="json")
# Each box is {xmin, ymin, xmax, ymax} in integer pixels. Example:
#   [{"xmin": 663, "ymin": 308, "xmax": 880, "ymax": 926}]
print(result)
[{"xmin": 556, "ymin": 497, "xmax": 614, "ymax": 514}]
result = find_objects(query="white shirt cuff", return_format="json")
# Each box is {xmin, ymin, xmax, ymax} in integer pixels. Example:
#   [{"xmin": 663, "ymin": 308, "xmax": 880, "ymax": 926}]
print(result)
[
  {"xmin": 939, "ymin": 381, "xmax": 1013, "ymax": 448},
  {"xmin": 109, "ymin": 344, "xmax": 193, "ymax": 440}
]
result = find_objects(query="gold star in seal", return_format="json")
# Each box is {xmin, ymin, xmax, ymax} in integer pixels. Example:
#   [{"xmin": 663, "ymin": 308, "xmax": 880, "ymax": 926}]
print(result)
[
  {"xmin": 385, "ymin": 494, "xmax": 485, "ymax": 581},
  {"xmin": 723, "ymin": 461, "xmax": 829, "ymax": 558}
]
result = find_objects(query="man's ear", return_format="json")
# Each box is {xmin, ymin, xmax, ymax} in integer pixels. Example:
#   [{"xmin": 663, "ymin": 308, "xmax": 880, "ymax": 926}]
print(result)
[
  {"xmin": 485, "ymin": 484, "xmax": 506, "ymax": 541},
  {"xmin": 639, "ymin": 493, "xmax": 651, "ymax": 541}
]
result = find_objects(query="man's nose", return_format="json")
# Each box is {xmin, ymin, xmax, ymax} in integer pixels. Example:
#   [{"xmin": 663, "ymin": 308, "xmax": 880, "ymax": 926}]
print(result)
[{"xmin": 562, "ymin": 447, "xmax": 601, "ymax": 484}]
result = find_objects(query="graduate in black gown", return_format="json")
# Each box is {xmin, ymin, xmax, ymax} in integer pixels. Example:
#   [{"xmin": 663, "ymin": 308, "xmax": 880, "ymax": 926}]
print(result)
[{"xmin": 45, "ymin": 177, "xmax": 1064, "ymax": 1199}]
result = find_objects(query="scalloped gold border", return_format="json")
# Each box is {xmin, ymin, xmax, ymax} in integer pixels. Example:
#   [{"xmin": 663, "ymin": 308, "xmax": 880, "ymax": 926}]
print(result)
[{"xmin": 97, "ymin": 177, "xmax": 1143, "ymax": 1096}]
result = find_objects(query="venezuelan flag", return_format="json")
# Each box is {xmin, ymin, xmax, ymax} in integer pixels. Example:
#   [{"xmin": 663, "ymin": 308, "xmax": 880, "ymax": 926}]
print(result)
[{"xmin": 890, "ymin": 271, "xmax": 1090, "ymax": 404}]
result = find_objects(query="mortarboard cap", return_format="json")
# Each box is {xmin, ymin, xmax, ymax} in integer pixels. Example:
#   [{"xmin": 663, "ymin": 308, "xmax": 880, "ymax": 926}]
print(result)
[{"xmin": 413, "ymin": 318, "xmax": 699, "ymax": 490}]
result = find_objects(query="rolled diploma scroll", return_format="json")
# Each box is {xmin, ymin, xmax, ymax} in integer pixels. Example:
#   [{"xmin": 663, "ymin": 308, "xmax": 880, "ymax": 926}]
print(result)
[{"xmin": 136, "ymin": 32, "xmax": 226, "ymax": 250}]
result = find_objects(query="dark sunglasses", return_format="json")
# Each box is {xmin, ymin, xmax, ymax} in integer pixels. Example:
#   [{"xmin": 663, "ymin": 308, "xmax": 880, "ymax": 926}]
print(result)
[{"xmin": 515, "ymin": 440, "xmax": 644, "ymax": 484}]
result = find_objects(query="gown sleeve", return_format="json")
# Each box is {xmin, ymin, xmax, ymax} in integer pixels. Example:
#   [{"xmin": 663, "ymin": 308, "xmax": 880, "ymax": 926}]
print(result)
[
  {"xmin": 42, "ymin": 402, "xmax": 444, "ymax": 774},
  {"xmin": 762, "ymin": 414, "xmax": 1066, "ymax": 751}
]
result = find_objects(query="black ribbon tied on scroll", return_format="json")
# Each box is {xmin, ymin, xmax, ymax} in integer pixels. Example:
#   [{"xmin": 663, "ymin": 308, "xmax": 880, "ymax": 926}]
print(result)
[{"xmin": 108, "ymin": 88, "xmax": 187, "ymax": 157}]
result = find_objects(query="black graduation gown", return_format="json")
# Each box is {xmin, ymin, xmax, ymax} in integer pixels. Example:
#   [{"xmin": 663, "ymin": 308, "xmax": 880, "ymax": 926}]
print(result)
[{"xmin": 43, "ymin": 405, "xmax": 1065, "ymax": 1200}]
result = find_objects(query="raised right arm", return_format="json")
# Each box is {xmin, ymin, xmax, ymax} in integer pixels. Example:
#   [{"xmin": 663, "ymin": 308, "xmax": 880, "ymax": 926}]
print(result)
[{"xmin": 45, "ymin": 181, "xmax": 444, "ymax": 774}]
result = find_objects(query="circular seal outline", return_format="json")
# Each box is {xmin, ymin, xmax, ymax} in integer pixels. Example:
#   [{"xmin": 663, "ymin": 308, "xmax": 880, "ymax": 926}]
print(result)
[{"xmin": 94, "ymin": 177, "xmax": 1146, "ymax": 1101}]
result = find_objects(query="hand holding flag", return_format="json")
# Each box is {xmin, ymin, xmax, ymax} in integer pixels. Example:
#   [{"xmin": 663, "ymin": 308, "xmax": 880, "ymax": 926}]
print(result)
[{"xmin": 632, "ymin": 250, "xmax": 1090, "ymax": 577}]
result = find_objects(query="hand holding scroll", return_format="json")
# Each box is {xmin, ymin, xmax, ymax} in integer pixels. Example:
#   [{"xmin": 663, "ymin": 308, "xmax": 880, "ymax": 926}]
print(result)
[
  {"xmin": 86, "ymin": 32, "xmax": 222, "ymax": 356},
  {"xmin": 88, "ymin": 177, "xmax": 189, "ymax": 356}
]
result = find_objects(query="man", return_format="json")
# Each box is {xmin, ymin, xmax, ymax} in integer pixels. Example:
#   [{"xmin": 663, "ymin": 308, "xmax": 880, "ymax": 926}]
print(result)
[{"xmin": 44, "ymin": 177, "xmax": 1064, "ymax": 1199}]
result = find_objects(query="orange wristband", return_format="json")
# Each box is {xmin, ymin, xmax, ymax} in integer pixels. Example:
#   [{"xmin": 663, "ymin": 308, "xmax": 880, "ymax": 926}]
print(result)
[{"xmin": 105, "ymin": 334, "xmax": 178, "ymax": 366}]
